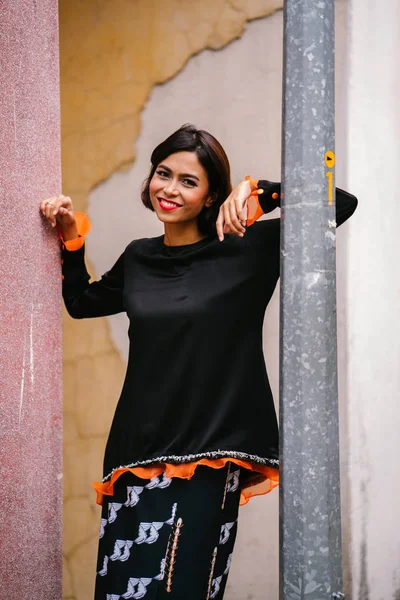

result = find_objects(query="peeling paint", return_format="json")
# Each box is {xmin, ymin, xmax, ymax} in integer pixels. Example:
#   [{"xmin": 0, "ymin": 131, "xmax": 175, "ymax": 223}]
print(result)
[{"xmin": 60, "ymin": 0, "xmax": 283, "ymax": 208}]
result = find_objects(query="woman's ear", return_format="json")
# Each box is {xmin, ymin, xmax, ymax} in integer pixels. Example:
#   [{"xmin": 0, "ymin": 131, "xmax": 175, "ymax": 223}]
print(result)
[{"xmin": 205, "ymin": 195, "xmax": 215, "ymax": 208}]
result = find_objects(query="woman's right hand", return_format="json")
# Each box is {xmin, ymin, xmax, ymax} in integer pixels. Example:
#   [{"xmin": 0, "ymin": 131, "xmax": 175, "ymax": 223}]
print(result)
[
  {"xmin": 40, "ymin": 194, "xmax": 78, "ymax": 240},
  {"xmin": 216, "ymin": 179, "xmax": 252, "ymax": 241}
]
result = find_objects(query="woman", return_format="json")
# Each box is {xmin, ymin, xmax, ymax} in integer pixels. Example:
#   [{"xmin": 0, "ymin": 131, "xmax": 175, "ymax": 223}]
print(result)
[{"xmin": 41, "ymin": 124, "xmax": 357, "ymax": 599}]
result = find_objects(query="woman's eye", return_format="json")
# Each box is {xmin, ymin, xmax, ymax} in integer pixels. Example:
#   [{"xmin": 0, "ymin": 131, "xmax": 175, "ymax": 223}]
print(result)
[
  {"xmin": 182, "ymin": 179, "xmax": 196, "ymax": 187},
  {"xmin": 156, "ymin": 170, "xmax": 169, "ymax": 178}
]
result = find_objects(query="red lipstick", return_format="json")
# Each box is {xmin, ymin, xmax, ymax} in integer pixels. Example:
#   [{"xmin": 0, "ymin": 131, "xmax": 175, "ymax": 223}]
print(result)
[{"xmin": 158, "ymin": 198, "xmax": 181, "ymax": 211}]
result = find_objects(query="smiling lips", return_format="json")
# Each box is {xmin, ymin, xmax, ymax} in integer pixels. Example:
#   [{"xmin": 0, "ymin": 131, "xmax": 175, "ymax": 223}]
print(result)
[{"xmin": 158, "ymin": 197, "xmax": 182, "ymax": 211}]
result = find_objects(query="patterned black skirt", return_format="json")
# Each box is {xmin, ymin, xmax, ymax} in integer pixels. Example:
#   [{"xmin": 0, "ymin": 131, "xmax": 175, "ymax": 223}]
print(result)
[{"xmin": 95, "ymin": 463, "xmax": 241, "ymax": 599}]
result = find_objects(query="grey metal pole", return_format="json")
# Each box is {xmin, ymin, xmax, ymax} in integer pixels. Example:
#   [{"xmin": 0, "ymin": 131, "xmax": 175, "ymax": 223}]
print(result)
[{"xmin": 280, "ymin": 1, "xmax": 344, "ymax": 599}]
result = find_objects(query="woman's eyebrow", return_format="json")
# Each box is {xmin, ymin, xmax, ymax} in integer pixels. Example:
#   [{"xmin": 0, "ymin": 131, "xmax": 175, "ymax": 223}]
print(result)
[
  {"xmin": 181, "ymin": 173, "xmax": 200, "ymax": 181},
  {"xmin": 158, "ymin": 164, "xmax": 200, "ymax": 181}
]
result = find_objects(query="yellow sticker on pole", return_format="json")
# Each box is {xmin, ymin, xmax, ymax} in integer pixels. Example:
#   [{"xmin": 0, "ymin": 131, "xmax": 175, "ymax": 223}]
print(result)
[
  {"xmin": 325, "ymin": 150, "xmax": 335, "ymax": 168},
  {"xmin": 325, "ymin": 150, "xmax": 335, "ymax": 205}
]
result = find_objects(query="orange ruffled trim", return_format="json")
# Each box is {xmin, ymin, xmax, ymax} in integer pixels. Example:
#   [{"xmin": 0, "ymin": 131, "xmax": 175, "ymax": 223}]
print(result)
[
  {"xmin": 93, "ymin": 459, "xmax": 279, "ymax": 507},
  {"xmin": 59, "ymin": 211, "xmax": 91, "ymax": 251}
]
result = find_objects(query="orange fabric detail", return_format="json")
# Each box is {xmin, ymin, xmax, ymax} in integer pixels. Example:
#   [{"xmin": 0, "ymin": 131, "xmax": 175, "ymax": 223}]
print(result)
[
  {"xmin": 64, "ymin": 237, "xmax": 84, "ymax": 251},
  {"xmin": 59, "ymin": 211, "xmax": 91, "ymax": 251},
  {"xmin": 246, "ymin": 194, "xmax": 265, "ymax": 227},
  {"xmin": 272, "ymin": 192, "xmax": 279, "ymax": 200},
  {"xmin": 93, "ymin": 459, "xmax": 279, "ymax": 507},
  {"xmin": 245, "ymin": 176, "xmax": 265, "ymax": 227}
]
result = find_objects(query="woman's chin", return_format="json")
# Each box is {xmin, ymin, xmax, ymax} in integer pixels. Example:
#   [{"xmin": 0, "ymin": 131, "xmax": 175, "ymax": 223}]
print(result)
[
  {"xmin": 155, "ymin": 211, "xmax": 180, "ymax": 224},
  {"xmin": 154, "ymin": 206, "xmax": 187, "ymax": 225}
]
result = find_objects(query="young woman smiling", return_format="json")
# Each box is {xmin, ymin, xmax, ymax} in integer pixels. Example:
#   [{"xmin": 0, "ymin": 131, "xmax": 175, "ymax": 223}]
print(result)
[
  {"xmin": 41, "ymin": 124, "xmax": 357, "ymax": 599},
  {"xmin": 147, "ymin": 150, "xmax": 217, "ymax": 246}
]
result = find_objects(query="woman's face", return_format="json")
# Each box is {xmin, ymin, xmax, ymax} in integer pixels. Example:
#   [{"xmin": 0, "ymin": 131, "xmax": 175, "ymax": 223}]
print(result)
[{"xmin": 149, "ymin": 151, "xmax": 212, "ymax": 227}]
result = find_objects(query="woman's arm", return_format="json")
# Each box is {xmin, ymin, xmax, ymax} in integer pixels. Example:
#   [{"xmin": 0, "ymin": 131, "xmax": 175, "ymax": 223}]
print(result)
[
  {"xmin": 62, "ymin": 246, "xmax": 125, "ymax": 319},
  {"xmin": 256, "ymin": 180, "xmax": 358, "ymax": 227},
  {"xmin": 216, "ymin": 179, "xmax": 358, "ymax": 241},
  {"xmin": 40, "ymin": 194, "xmax": 125, "ymax": 319}
]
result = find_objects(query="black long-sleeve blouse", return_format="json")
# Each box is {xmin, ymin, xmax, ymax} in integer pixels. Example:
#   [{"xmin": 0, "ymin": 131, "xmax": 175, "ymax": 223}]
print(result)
[{"xmin": 62, "ymin": 181, "xmax": 357, "ymax": 501}]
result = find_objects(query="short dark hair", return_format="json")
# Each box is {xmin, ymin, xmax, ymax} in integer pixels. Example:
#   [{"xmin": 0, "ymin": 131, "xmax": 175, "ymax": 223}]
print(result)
[{"xmin": 141, "ymin": 124, "xmax": 232, "ymax": 236}]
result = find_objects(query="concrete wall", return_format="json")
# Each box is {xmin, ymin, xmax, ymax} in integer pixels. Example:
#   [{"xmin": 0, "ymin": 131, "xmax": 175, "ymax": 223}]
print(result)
[
  {"xmin": 344, "ymin": 1, "xmax": 400, "ymax": 598},
  {"xmin": 60, "ymin": 2, "xmax": 283, "ymax": 599}
]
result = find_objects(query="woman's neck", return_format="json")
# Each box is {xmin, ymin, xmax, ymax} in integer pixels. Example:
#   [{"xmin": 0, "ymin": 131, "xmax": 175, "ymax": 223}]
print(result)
[{"xmin": 163, "ymin": 222, "xmax": 206, "ymax": 247}]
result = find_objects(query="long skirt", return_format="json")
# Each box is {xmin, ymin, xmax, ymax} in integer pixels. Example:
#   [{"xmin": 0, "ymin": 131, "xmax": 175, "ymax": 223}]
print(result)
[{"xmin": 95, "ymin": 463, "xmax": 241, "ymax": 599}]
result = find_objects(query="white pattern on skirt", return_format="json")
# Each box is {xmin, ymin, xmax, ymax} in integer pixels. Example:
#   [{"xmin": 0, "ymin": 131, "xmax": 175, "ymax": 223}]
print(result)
[
  {"xmin": 219, "ymin": 521, "xmax": 236, "ymax": 545},
  {"xmin": 110, "ymin": 539, "xmax": 134, "ymax": 562},
  {"xmin": 227, "ymin": 469, "xmax": 240, "ymax": 493},
  {"xmin": 108, "ymin": 503, "xmax": 123, "ymax": 524},
  {"xmin": 134, "ymin": 502, "xmax": 177, "ymax": 545}
]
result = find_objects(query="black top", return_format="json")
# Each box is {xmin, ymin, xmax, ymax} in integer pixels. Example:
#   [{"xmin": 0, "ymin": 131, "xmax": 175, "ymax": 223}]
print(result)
[{"xmin": 62, "ymin": 181, "xmax": 358, "ymax": 482}]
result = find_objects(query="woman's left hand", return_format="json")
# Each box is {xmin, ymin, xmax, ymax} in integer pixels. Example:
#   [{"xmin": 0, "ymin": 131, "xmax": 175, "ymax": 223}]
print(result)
[{"xmin": 216, "ymin": 179, "xmax": 252, "ymax": 241}]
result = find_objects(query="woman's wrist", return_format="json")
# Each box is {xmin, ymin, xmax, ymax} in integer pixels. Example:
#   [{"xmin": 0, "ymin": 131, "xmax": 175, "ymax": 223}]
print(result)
[
  {"xmin": 60, "ymin": 222, "xmax": 79, "ymax": 241},
  {"xmin": 245, "ymin": 176, "xmax": 259, "ymax": 193}
]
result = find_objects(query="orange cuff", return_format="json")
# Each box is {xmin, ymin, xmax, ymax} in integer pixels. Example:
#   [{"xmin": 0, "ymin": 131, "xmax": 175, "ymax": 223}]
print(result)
[
  {"xmin": 245, "ymin": 176, "xmax": 264, "ymax": 226},
  {"xmin": 59, "ymin": 212, "xmax": 91, "ymax": 251}
]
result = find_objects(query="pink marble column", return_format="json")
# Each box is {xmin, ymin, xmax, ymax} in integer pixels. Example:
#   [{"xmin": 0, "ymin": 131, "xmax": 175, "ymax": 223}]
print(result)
[{"xmin": 0, "ymin": 1, "xmax": 62, "ymax": 598}]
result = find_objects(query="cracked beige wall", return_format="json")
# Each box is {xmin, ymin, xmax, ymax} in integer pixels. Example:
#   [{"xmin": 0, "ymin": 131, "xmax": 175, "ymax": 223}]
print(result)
[{"xmin": 60, "ymin": 2, "xmax": 282, "ymax": 599}]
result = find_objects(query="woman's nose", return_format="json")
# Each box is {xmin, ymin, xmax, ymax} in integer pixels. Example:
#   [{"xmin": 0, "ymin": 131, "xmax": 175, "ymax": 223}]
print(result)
[{"xmin": 164, "ymin": 181, "xmax": 179, "ymax": 196}]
